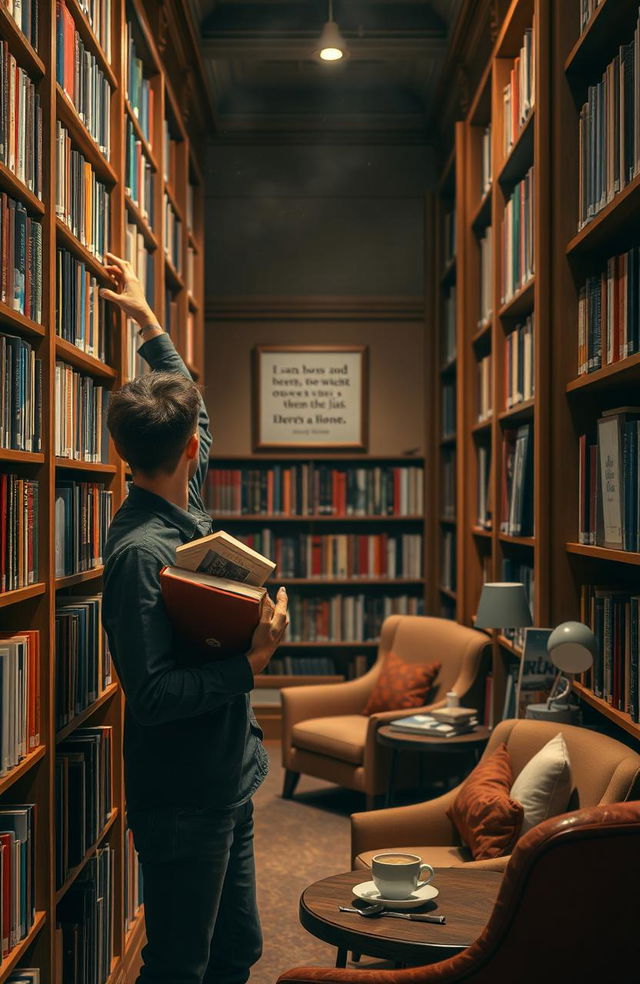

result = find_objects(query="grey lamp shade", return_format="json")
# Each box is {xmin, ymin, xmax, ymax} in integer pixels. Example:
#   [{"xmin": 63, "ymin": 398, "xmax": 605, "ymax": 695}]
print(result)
[
  {"xmin": 547, "ymin": 621, "xmax": 596, "ymax": 674},
  {"xmin": 475, "ymin": 582, "xmax": 533, "ymax": 629}
]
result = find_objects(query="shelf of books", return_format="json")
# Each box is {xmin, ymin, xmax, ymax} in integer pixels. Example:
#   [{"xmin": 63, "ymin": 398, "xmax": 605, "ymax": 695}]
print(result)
[
  {"xmin": 549, "ymin": 0, "xmax": 640, "ymax": 741},
  {"xmin": 207, "ymin": 455, "xmax": 426, "ymax": 730},
  {"xmin": 0, "ymin": 0, "xmax": 206, "ymax": 980}
]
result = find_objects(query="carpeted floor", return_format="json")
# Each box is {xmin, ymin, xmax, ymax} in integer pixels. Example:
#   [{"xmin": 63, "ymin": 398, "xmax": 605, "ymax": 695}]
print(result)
[{"xmin": 251, "ymin": 742, "xmax": 381, "ymax": 983}]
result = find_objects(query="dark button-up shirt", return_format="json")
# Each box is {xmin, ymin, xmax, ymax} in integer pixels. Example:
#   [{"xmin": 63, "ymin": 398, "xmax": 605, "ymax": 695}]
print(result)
[{"xmin": 102, "ymin": 333, "xmax": 268, "ymax": 812}]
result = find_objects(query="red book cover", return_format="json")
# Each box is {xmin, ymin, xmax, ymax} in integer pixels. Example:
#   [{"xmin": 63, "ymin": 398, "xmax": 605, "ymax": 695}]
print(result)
[
  {"xmin": 0, "ymin": 832, "xmax": 12, "ymax": 954},
  {"xmin": 159, "ymin": 567, "xmax": 264, "ymax": 656}
]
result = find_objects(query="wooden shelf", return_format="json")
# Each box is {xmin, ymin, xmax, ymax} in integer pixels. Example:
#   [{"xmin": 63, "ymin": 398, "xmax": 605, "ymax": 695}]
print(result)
[
  {"xmin": 64, "ymin": 0, "xmax": 117, "ymax": 88},
  {"xmin": 497, "ymin": 634, "xmax": 523, "ymax": 659},
  {"xmin": 440, "ymin": 256, "xmax": 456, "ymax": 288},
  {"xmin": 254, "ymin": 674, "xmax": 345, "ymax": 688},
  {"xmin": 0, "ymin": 301, "xmax": 46, "ymax": 339},
  {"xmin": 0, "ymin": 745, "xmax": 46, "ymax": 797},
  {"xmin": 210, "ymin": 454, "xmax": 425, "ymax": 463},
  {"xmin": 498, "ymin": 278, "xmax": 535, "ymax": 319},
  {"xmin": 564, "ymin": 0, "xmax": 639, "ymax": 79},
  {"xmin": 440, "ymin": 356, "xmax": 457, "ymax": 375},
  {"xmin": 566, "ymin": 353, "xmax": 640, "ymax": 394},
  {"xmin": 55, "ymin": 809, "xmax": 119, "ymax": 904},
  {"xmin": 497, "ymin": 109, "xmax": 535, "ymax": 187},
  {"xmin": 164, "ymin": 180, "xmax": 184, "ymax": 223},
  {"xmin": 56, "ymin": 683, "xmax": 120, "ymax": 744},
  {"xmin": 0, "ymin": 160, "xmax": 45, "ymax": 216},
  {"xmin": 565, "ymin": 542, "xmax": 640, "ymax": 567},
  {"xmin": 440, "ymin": 515, "xmax": 457, "ymax": 525},
  {"xmin": 55, "ymin": 567, "xmax": 105, "ymax": 590},
  {"xmin": 56, "ymin": 84, "xmax": 117, "ymax": 185},
  {"xmin": 165, "ymin": 256, "xmax": 184, "ymax": 290},
  {"xmin": 55, "ymin": 458, "xmax": 117, "ymax": 473},
  {"xmin": 0, "ymin": 582, "xmax": 46, "ymax": 609},
  {"xmin": 498, "ymin": 398, "xmax": 535, "ymax": 423},
  {"xmin": 471, "ymin": 320, "xmax": 492, "ymax": 347},
  {"xmin": 0, "ymin": 5, "xmax": 45, "ymax": 77},
  {"xmin": 125, "ymin": 194, "xmax": 158, "ymax": 250},
  {"xmin": 439, "ymin": 586, "xmax": 457, "ymax": 600},
  {"xmin": 472, "ymin": 526, "xmax": 492, "ymax": 539},
  {"xmin": 125, "ymin": 98, "xmax": 158, "ymax": 171},
  {"xmin": 0, "ymin": 448, "xmax": 45, "ymax": 465},
  {"xmin": 573, "ymin": 681, "xmax": 640, "ymax": 741},
  {"xmin": 210, "ymin": 514, "xmax": 424, "ymax": 522},
  {"xmin": 566, "ymin": 172, "xmax": 640, "ymax": 256},
  {"xmin": 55, "ymin": 336, "xmax": 118, "ymax": 380},
  {"xmin": 188, "ymin": 292, "xmax": 199, "ymax": 313},
  {"xmin": 0, "ymin": 910, "xmax": 46, "ymax": 984},
  {"xmin": 471, "ymin": 187, "xmax": 492, "ymax": 231},
  {"xmin": 472, "ymin": 416, "xmax": 493, "ymax": 434},
  {"xmin": 56, "ymin": 218, "xmax": 112, "ymax": 283},
  {"xmin": 499, "ymin": 533, "xmax": 535, "ymax": 547}
]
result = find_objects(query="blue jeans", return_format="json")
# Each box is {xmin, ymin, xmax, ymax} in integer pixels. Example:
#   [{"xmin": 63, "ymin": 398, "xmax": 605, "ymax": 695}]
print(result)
[{"xmin": 128, "ymin": 800, "xmax": 262, "ymax": 984}]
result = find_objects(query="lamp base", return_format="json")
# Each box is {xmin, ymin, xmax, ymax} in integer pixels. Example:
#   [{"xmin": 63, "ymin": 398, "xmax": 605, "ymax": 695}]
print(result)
[{"xmin": 525, "ymin": 702, "xmax": 581, "ymax": 725}]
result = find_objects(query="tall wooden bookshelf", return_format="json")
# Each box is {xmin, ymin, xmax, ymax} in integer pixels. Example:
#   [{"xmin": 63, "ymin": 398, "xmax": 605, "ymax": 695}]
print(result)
[{"xmin": 0, "ymin": 1, "xmax": 207, "ymax": 980}]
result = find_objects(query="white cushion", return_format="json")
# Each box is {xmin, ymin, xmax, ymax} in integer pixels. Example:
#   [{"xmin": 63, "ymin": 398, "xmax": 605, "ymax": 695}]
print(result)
[{"xmin": 510, "ymin": 732, "xmax": 572, "ymax": 834}]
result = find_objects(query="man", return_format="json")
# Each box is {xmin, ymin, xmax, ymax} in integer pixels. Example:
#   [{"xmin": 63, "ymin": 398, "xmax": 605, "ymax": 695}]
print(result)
[{"xmin": 100, "ymin": 252, "xmax": 288, "ymax": 984}]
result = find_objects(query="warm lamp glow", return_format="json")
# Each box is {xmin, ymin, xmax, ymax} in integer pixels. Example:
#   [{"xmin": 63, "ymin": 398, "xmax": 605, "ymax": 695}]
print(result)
[
  {"xmin": 315, "ymin": 3, "xmax": 349, "ymax": 62},
  {"xmin": 319, "ymin": 45, "xmax": 344, "ymax": 61}
]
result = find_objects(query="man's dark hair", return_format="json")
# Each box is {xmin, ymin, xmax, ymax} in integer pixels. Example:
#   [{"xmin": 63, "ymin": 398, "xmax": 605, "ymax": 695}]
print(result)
[{"xmin": 107, "ymin": 372, "xmax": 201, "ymax": 475}]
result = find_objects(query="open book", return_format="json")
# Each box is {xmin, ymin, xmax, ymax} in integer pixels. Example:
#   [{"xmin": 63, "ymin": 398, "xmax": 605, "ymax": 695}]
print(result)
[{"xmin": 160, "ymin": 531, "xmax": 276, "ymax": 656}]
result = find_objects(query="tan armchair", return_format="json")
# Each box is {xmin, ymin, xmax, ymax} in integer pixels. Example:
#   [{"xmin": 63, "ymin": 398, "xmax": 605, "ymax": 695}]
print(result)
[
  {"xmin": 281, "ymin": 615, "xmax": 490, "ymax": 809},
  {"xmin": 350, "ymin": 717, "xmax": 640, "ymax": 871}
]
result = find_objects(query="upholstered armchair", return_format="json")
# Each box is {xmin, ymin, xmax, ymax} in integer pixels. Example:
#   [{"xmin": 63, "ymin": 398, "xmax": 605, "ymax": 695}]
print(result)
[
  {"xmin": 277, "ymin": 800, "xmax": 640, "ymax": 984},
  {"xmin": 281, "ymin": 615, "xmax": 490, "ymax": 809},
  {"xmin": 350, "ymin": 717, "xmax": 640, "ymax": 872}
]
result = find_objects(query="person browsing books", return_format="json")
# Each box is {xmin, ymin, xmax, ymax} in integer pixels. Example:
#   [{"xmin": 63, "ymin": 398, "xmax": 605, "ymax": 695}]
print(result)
[{"xmin": 99, "ymin": 252, "xmax": 289, "ymax": 984}]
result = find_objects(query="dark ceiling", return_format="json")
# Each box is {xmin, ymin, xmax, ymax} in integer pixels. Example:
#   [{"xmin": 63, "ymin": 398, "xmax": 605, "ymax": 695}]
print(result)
[{"xmin": 190, "ymin": 0, "xmax": 464, "ymax": 140}]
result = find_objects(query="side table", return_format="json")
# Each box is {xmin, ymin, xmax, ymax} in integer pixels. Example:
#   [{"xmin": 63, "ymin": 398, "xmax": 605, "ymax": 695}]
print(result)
[{"xmin": 377, "ymin": 724, "xmax": 491, "ymax": 806}]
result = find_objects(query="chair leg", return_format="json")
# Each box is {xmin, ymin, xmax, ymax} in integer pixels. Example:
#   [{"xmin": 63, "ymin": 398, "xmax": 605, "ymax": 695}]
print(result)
[{"xmin": 282, "ymin": 770, "xmax": 300, "ymax": 799}]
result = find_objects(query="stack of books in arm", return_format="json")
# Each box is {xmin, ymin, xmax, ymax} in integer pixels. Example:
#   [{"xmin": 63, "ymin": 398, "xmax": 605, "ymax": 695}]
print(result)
[
  {"xmin": 390, "ymin": 707, "xmax": 479, "ymax": 738},
  {"xmin": 160, "ymin": 531, "xmax": 276, "ymax": 656}
]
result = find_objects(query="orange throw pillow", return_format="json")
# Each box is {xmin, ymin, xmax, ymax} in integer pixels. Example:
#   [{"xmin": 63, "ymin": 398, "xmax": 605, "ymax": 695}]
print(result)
[
  {"xmin": 362, "ymin": 652, "xmax": 440, "ymax": 716},
  {"xmin": 446, "ymin": 743, "xmax": 524, "ymax": 860}
]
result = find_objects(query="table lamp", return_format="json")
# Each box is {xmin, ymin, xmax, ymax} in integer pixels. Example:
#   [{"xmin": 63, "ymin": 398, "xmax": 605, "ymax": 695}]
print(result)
[
  {"xmin": 475, "ymin": 582, "xmax": 533, "ymax": 632},
  {"xmin": 525, "ymin": 621, "xmax": 596, "ymax": 724}
]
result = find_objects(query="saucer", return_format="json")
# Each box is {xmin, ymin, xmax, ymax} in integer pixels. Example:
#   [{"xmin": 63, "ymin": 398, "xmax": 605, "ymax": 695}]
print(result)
[{"xmin": 352, "ymin": 880, "xmax": 439, "ymax": 911}]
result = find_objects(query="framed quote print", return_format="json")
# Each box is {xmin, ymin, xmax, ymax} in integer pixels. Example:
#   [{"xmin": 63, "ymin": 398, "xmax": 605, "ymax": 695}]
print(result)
[{"xmin": 254, "ymin": 345, "xmax": 369, "ymax": 451}]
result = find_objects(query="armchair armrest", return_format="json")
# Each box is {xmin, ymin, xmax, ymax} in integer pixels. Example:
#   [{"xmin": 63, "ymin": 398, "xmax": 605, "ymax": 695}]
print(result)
[
  {"xmin": 281, "ymin": 668, "xmax": 377, "ymax": 733},
  {"xmin": 350, "ymin": 788, "xmax": 460, "ymax": 864}
]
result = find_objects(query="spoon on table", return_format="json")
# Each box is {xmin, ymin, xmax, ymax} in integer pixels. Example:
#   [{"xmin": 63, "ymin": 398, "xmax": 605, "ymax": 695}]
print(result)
[{"xmin": 338, "ymin": 903, "xmax": 446, "ymax": 925}]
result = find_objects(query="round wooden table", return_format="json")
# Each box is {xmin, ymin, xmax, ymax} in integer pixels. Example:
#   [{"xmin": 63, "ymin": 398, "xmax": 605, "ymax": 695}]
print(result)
[
  {"xmin": 377, "ymin": 724, "xmax": 491, "ymax": 806},
  {"xmin": 300, "ymin": 868, "xmax": 502, "ymax": 968}
]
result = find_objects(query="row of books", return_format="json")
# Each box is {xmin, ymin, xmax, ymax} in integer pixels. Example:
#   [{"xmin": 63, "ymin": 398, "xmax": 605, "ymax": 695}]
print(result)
[
  {"xmin": 56, "ymin": 726, "xmax": 112, "ymax": 887},
  {"xmin": 165, "ymin": 285, "xmax": 178, "ymax": 339},
  {"xmin": 578, "ymin": 9, "xmax": 640, "ymax": 229},
  {"xmin": 581, "ymin": 584, "xmax": 640, "ymax": 721},
  {"xmin": 263, "ymin": 656, "xmax": 336, "ymax": 676},
  {"xmin": 234, "ymin": 531, "xmax": 423, "ymax": 579},
  {"xmin": 477, "ymin": 353, "xmax": 492, "ymax": 422},
  {"xmin": 442, "ymin": 449, "xmax": 455, "ymax": 519},
  {"xmin": 76, "ymin": 0, "xmax": 111, "ymax": 62},
  {"xmin": 500, "ymin": 558, "xmax": 534, "ymax": 650},
  {"xmin": 478, "ymin": 225, "xmax": 493, "ymax": 326},
  {"xmin": 58, "ymin": 844, "xmax": 114, "ymax": 984},
  {"xmin": 504, "ymin": 315, "xmax": 534, "ymax": 408},
  {"xmin": 163, "ymin": 192, "xmax": 182, "ymax": 272},
  {"xmin": 443, "ymin": 206, "xmax": 455, "ymax": 265},
  {"xmin": 206, "ymin": 464, "xmax": 425, "ymax": 517},
  {"xmin": 0, "ymin": 42, "xmax": 42, "ymax": 198},
  {"xmin": 55, "ymin": 122, "xmax": 110, "ymax": 262},
  {"xmin": 440, "ymin": 528, "xmax": 456, "ymax": 592},
  {"xmin": 6, "ymin": 971, "xmax": 40, "ymax": 982},
  {"xmin": 442, "ymin": 291, "xmax": 456, "ymax": 365},
  {"xmin": 0, "ymin": 805, "xmax": 36, "ymax": 958},
  {"xmin": 579, "ymin": 408, "xmax": 640, "ymax": 551},
  {"xmin": 54, "ymin": 480, "xmax": 112, "ymax": 577},
  {"xmin": 577, "ymin": 246, "xmax": 640, "ymax": 375},
  {"xmin": 477, "ymin": 444, "xmax": 491, "ymax": 530},
  {"xmin": 124, "ymin": 220, "xmax": 154, "ymax": 379},
  {"xmin": 125, "ymin": 19, "xmax": 153, "ymax": 146},
  {"xmin": 56, "ymin": 1, "xmax": 111, "ymax": 156},
  {"xmin": 54, "ymin": 362, "xmax": 110, "ymax": 463},
  {"xmin": 125, "ymin": 117, "xmax": 155, "ymax": 225},
  {"xmin": 501, "ymin": 165, "xmax": 535, "ymax": 304},
  {"xmin": 2, "ymin": 0, "xmax": 38, "ymax": 48},
  {"xmin": 124, "ymin": 827, "xmax": 143, "ymax": 933},
  {"xmin": 285, "ymin": 592, "xmax": 425, "ymax": 643},
  {"xmin": 163, "ymin": 123, "xmax": 179, "ymax": 187},
  {"xmin": 481, "ymin": 124, "xmax": 492, "ymax": 196},
  {"xmin": 0, "ymin": 194, "xmax": 43, "ymax": 322},
  {"xmin": 580, "ymin": 0, "xmax": 604, "ymax": 32},
  {"xmin": 0, "ymin": 631, "xmax": 40, "ymax": 778},
  {"xmin": 0, "ymin": 474, "xmax": 39, "ymax": 593},
  {"xmin": 55, "ymin": 594, "xmax": 112, "ymax": 731},
  {"xmin": 442, "ymin": 380, "xmax": 456, "ymax": 438},
  {"xmin": 502, "ymin": 24, "xmax": 535, "ymax": 154},
  {"xmin": 56, "ymin": 247, "xmax": 108, "ymax": 360},
  {"xmin": 0, "ymin": 333, "xmax": 42, "ymax": 452},
  {"xmin": 501, "ymin": 423, "xmax": 533, "ymax": 537}
]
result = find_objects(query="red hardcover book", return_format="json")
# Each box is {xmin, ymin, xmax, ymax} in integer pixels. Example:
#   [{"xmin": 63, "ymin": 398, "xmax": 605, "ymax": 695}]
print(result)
[
  {"xmin": 0, "ymin": 832, "xmax": 12, "ymax": 954},
  {"xmin": 159, "ymin": 566, "xmax": 266, "ymax": 657}
]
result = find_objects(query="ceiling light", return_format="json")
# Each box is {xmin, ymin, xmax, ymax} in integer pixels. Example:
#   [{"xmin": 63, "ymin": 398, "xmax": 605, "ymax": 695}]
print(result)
[{"xmin": 315, "ymin": 0, "xmax": 349, "ymax": 62}]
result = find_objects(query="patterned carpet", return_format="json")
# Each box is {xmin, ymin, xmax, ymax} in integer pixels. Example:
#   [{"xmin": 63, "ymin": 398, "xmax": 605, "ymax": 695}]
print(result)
[{"xmin": 251, "ymin": 742, "xmax": 389, "ymax": 983}]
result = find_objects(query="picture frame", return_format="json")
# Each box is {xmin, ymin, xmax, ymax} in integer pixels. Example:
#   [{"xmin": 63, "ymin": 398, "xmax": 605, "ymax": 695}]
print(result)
[{"xmin": 253, "ymin": 345, "xmax": 369, "ymax": 451}]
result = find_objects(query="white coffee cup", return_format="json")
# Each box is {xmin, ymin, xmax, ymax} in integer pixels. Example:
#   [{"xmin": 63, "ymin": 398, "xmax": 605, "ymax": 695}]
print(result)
[{"xmin": 370, "ymin": 852, "xmax": 435, "ymax": 900}]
